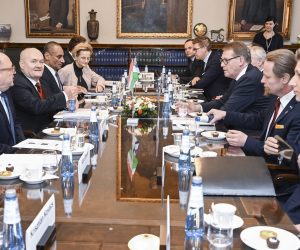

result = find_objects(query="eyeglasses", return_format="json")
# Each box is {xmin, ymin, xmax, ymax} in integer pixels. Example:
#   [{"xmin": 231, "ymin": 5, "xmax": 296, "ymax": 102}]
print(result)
[
  {"xmin": 220, "ymin": 56, "xmax": 240, "ymax": 65},
  {"xmin": 193, "ymin": 47, "xmax": 201, "ymax": 51},
  {"xmin": 0, "ymin": 65, "xmax": 16, "ymax": 73}
]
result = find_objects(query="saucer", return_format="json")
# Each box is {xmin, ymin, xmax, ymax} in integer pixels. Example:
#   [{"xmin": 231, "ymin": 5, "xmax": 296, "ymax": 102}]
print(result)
[
  {"xmin": 240, "ymin": 226, "xmax": 300, "ymax": 250},
  {"xmin": 201, "ymin": 131, "xmax": 226, "ymax": 140},
  {"xmin": 204, "ymin": 213, "xmax": 244, "ymax": 229},
  {"xmin": 19, "ymin": 174, "xmax": 45, "ymax": 184}
]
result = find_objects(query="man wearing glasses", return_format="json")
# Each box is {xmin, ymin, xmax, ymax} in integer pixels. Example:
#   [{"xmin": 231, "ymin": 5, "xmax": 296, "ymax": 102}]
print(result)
[
  {"xmin": 0, "ymin": 52, "xmax": 25, "ymax": 154},
  {"xmin": 178, "ymin": 39, "xmax": 203, "ymax": 84},
  {"xmin": 190, "ymin": 36, "xmax": 231, "ymax": 101},
  {"xmin": 187, "ymin": 41, "xmax": 270, "ymax": 113}
]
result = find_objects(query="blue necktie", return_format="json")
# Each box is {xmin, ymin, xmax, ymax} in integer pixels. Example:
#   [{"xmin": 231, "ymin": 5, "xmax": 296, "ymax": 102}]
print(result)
[{"xmin": 0, "ymin": 93, "xmax": 16, "ymax": 144}]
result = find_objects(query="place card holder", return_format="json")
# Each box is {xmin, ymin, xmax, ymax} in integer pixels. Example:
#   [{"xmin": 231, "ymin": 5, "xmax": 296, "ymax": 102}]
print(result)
[
  {"xmin": 82, "ymin": 164, "xmax": 92, "ymax": 183},
  {"xmin": 36, "ymin": 225, "xmax": 56, "ymax": 250}
]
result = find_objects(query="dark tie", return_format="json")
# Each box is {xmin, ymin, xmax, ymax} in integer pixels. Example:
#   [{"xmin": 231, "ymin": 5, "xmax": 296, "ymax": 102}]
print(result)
[
  {"xmin": 36, "ymin": 81, "xmax": 46, "ymax": 99},
  {"xmin": 270, "ymin": 98, "xmax": 281, "ymax": 126},
  {"xmin": 55, "ymin": 72, "xmax": 63, "ymax": 91},
  {"xmin": 0, "ymin": 93, "xmax": 16, "ymax": 144}
]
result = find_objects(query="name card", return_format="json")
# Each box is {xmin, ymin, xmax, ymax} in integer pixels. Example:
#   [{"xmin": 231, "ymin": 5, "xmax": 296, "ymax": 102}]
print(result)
[
  {"xmin": 26, "ymin": 194, "xmax": 55, "ymax": 250},
  {"xmin": 127, "ymin": 118, "xmax": 139, "ymax": 126},
  {"xmin": 78, "ymin": 147, "xmax": 90, "ymax": 184}
]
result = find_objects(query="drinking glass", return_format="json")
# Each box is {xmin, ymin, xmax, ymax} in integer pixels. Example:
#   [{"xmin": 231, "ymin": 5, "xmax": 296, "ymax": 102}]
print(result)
[
  {"xmin": 42, "ymin": 150, "xmax": 58, "ymax": 173},
  {"xmin": 75, "ymin": 128, "xmax": 85, "ymax": 149},
  {"xmin": 207, "ymin": 204, "xmax": 236, "ymax": 249},
  {"xmin": 178, "ymin": 102, "xmax": 188, "ymax": 118}
]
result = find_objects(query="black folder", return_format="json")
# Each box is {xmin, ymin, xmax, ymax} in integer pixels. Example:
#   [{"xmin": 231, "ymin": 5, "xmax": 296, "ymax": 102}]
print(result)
[{"xmin": 197, "ymin": 156, "xmax": 276, "ymax": 196}]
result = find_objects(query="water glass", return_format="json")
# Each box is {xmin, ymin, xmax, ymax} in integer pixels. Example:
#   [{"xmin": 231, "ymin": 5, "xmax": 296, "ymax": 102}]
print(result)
[
  {"xmin": 75, "ymin": 128, "xmax": 85, "ymax": 148},
  {"xmin": 207, "ymin": 203, "xmax": 236, "ymax": 249},
  {"xmin": 178, "ymin": 102, "xmax": 188, "ymax": 118},
  {"xmin": 42, "ymin": 150, "xmax": 58, "ymax": 173}
]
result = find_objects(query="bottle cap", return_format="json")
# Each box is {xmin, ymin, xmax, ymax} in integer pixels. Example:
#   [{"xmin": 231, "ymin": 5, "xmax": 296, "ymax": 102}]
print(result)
[
  {"xmin": 63, "ymin": 133, "xmax": 70, "ymax": 140},
  {"xmin": 192, "ymin": 176, "xmax": 202, "ymax": 184},
  {"xmin": 5, "ymin": 189, "xmax": 16, "ymax": 198}
]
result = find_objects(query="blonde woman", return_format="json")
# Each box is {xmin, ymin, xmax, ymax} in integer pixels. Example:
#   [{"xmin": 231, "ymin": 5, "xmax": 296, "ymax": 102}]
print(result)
[{"xmin": 58, "ymin": 42, "xmax": 105, "ymax": 94}]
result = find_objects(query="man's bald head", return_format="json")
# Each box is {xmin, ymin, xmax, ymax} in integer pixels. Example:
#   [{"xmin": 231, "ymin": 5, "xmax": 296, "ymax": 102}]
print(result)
[
  {"xmin": 19, "ymin": 48, "xmax": 44, "ymax": 81},
  {"xmin": 0, "ymin": 52, "xmax": 15, "ymax": 92}
]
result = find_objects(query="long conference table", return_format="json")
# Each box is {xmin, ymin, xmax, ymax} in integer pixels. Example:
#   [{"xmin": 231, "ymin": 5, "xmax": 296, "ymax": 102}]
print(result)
[{"xmin": 1, "ymin": 92, "xmax": 300, "ymax": 249}]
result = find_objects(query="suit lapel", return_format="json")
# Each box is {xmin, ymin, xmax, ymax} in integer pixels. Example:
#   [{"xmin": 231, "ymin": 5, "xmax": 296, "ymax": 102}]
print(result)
[
  {"xmin": 21, "ymin": 72, "xmax": 41, "ymax": 99},
  {"xmin": 274, "ymin": 97, "xmax": 296, "ymax": 124}
]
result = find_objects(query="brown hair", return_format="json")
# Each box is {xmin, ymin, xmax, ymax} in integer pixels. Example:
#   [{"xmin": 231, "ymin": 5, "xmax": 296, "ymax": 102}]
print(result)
[
  {"xmin": 193, "ymin": 36, "xmax": 211, "ymax": 51},
  {"xmin": 223, "ymin": 41, "xmax": 251, "ymax": 63},
  {"xmin": 72, "ymin": 42, "xmax": 93, "ymax": 57},
  {"xmin": 266, "ymin": 49, "xmax": 296, "ymax": 78},
  {"xmin": 68, "ymin": 35, "xmax": 87, "ymax": 52}
]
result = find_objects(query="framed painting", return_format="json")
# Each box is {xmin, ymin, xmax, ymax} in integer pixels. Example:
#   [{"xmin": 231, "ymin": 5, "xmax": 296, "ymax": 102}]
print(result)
[
  {"xmin": 25, "ymin": 0, "xmax": 80, "ymax": 38},
  {"xmin": 227, "ymin": 0, "xmax": 292, "ymax": 40},
  {"xmin": 117, "ymin": 0, "xmax": 193, "ymax": 38}
]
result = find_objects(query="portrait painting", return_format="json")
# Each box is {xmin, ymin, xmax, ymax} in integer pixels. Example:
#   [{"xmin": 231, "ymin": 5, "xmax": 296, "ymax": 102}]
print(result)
[
  {"xmin": 227, "ymin": 0, "xmax": 292, "ymax": 40},
  {"xmin": 25, "ymin": 0, "xmax": 80, "ymax": 38},
  {"xmin": 117, "ymin": 0, "xmax": 193, "ymax": 38}
]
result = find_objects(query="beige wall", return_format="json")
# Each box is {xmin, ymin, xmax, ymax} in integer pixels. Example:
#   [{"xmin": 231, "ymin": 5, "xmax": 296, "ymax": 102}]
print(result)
[{"xmin": 0, "ymin": 0, "xmax": 299, "ymax": 44}]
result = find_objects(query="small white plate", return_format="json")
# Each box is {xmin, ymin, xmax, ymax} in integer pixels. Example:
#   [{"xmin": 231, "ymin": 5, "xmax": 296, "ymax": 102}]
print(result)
[
  {"xmin": 72, "ymin": 143, "xmax": 94, "ymax": 155},
  {"xmin": 0, "ymin": 169, "xmax": 21, "ymax": 180},
  {"xmin": 199, "ymin": 151, "xmax": 218, "ymax": 158},
  {"xmin": 108, "ymin": 107, "xmax": 123, "ymax": 113},
  {"xmin": 204, "ymin": 213, "xmax": 244, "ymax": 229},
  {"xmin": 201, "ymin": 131, "xmax": 226, "ymax": 140},
  {"xmin": 42, "ymin": 128, "xmax": 64, "ymax": 137},
  {"xmin": 240, "ymin": 226, "xmax": 300, "ymax": 250},
  {"xmin": 19, "ymin": 174, "xmax": 45, "ymax": 184},
  {"xmin": 164, "ymin": 145, "xmax": 203, "ymax": 158}
]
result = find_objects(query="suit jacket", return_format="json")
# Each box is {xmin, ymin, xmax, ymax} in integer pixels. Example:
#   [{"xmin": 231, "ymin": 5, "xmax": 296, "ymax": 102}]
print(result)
[
  {"xmin": 0, "ymin": 90, "xmax": 25, "ymax": 154},
  {"xmin": 11, "ymin": 72, "xmax": 67, "ymax": 133},
  {"xmin": 192, "ymin": 50, "xmax": 231, "ymax": 101},
  {"xmin": 224, "ymin": 96, "xmax": 300, "ymax": 171},
  {"xmin": 201, "ymin": 64, "xmax": 269, "ymax": 113},
  {"xmin": 58, "ymin": 63, "xmax": 105, "ymax": 90},
  {"xmin": 41, "ymin": 66, "xmax": 62, "ymax": 96},
  {"xmin": 179, "ymin": 58, "xmax": 204, "ymax": 84},
  {"xmin": 63, "ymin": 50, "xmax": 74, "ymax": 66}
]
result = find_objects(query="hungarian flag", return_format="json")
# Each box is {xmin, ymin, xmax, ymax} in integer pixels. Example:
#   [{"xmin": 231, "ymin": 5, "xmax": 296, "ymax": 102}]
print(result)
[
  {"xmin": 128, "ymin": 58, "xmax": 140, "ymax": 93},
  {"xmin": 127, "ymin": 135, "xmax": 139, "ymax": 181}
]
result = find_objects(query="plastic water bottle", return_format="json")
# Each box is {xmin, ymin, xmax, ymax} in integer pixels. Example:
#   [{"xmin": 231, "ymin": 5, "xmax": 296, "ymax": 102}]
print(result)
[
  {"xmin": 168, "ymin": 82, "xmax": 173, "ymax": 106},
  {"xmin": 89, "ymin": 106, "xmax": 99, "ymax": 168},
  {"xmin": 2, "ymin": 189, "xmax": 25, "ymax": 250},
  {"xmin": 111, "ymin": 82, "xmax": 119, "ymax": 109},
  {"xmin": 68, "ymin": 99, "xmax": 76, "ymax": 112},
  {"xmin": 61, "ymin": 133, "xmax": 74, "ymax": 177},
  {"xmin": 61, "ymin": 175, "xmax": 74, "ymax": 218},
  {"xmin": 162, "ymin": 93, "xmax": 170, "ymax": 139},
  {"xmin": 178, "ymin": 129, "xmax": 191, "ymax": 172},
  {"xmin": 144, "ymin": 65, "xmax": 148, "ymax": 73},
  {"xmin": 185, "ymin": 176, "xmax": 205, "ymax": 238}
]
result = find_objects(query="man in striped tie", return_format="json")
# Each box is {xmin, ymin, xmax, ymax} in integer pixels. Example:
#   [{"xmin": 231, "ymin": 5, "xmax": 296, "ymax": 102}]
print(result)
[{"xmin": 0, "ymin": 52, "xmax": 25, "ymax": 154}]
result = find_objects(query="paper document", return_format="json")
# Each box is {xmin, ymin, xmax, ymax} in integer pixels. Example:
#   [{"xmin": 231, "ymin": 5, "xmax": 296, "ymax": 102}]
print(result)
[{"xmin": 13, "ymin": 139, "xmax": 62, "ymax": 151}]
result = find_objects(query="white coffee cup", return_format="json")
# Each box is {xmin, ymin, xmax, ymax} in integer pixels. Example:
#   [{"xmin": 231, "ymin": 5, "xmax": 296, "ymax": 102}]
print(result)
[
  {"xmin": 128, "ymin": 234, "xmax": 160, "ymax": 250},
  {"xmin": 26, "ymin": 165, "xmax": 43, "ymax": 180},
  {"xmin": 211, "ymin": 203, "xmax": 236, "ymax": 228}
]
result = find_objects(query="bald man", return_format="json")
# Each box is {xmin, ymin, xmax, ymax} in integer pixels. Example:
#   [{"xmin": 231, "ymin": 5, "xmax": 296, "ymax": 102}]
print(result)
[
  {"xmin": 0, "ymin": 52, "xmax": 25, "ymax": 153},
  {"xmin": 11, "ymin": 48, "xmax": 77, "ymax": 133}
]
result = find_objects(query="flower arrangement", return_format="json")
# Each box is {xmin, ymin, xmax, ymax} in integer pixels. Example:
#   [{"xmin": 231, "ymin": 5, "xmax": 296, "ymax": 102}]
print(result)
[{"xmin": 123, "ymin": 97, "xmax": 157, "ymax": 118}]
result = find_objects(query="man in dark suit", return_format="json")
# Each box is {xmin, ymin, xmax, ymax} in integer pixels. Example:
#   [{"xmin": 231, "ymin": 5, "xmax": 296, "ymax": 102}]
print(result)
[
  {"xmin": 49, "ymin": 0, "xmax": 69, "ymax": 30},
  {"xmin": 190, "ymin": 36, "xmax": 231, "ymax": 101},
  {"xmin": 41, "ymin": 41, "xmax": 65, "ymax": 96},
  {"xmin": 11, "ymin": 48, "xmax": 77, "ymax": 133},
  {"xmin": 208, "ymin": 49, "xmax": 300, "ymax": 171},
  {"xmin": 187, "ymin": 41, "xmax": 270, "ymax": 113},
  {"xmin": 0, "ymin": 52, "xmax": 25, "ymax": 154},
  {"xmin": 179, "ymin": 39, "xmax": 203, "ymax": 84}
]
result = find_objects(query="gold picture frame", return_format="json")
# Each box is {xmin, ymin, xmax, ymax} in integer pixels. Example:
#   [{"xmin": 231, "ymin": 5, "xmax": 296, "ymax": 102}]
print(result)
[
  {"xmin": 117, "ymin": 0, "xmax": 193, "ymax": 39},
  {"xmin": 25, "ymin": 0, "xmax": 80, "ymax": 38},
  {"xmin": 227, "ymin": 0, "xmax": 292, "ymax": 40}
]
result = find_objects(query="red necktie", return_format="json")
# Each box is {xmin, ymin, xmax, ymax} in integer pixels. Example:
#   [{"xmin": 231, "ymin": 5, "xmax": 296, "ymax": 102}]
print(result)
[
  {"xmin": 271, "ymin": 98, "xmax": 281, "ymax": 126},
  {"xmin": 36, "ymin": 81, "xmax": 46, "ymax": 99}
]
